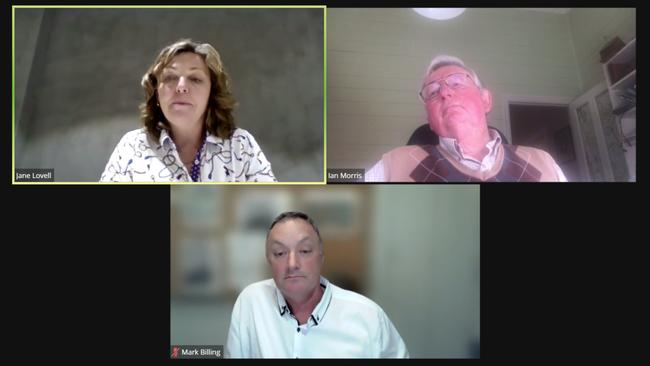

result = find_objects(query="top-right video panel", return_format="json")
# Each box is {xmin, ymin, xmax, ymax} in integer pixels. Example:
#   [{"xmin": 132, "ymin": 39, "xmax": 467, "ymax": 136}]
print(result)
[{"xmin": 326, "ymin": 8, "xmax": 636, "ymax": 182}]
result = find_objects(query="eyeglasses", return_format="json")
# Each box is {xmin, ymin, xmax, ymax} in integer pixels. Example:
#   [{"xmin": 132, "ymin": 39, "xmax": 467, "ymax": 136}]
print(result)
[{"xmin": 418, "ymin": 73, "xmax": 475, "ymax": 102}]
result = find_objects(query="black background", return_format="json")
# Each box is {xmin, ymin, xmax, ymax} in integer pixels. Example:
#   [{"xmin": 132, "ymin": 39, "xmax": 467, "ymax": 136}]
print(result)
[{"xmin": 5, "ymin": 0, "xmax": 641, "ymax": 361}]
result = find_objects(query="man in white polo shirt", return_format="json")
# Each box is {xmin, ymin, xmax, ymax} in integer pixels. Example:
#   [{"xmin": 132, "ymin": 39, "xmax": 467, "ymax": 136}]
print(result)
[{"xmin": 225, "ymin": 211, "xmax": 409, "ymax": 358}]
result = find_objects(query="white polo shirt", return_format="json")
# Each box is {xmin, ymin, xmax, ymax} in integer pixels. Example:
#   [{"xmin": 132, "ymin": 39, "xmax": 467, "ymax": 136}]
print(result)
[{"xmin": 225, "ymin": 277, "xmax": 409, "ymax": 358}]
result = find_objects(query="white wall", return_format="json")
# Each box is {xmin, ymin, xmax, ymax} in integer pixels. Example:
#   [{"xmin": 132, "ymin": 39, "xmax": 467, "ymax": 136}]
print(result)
[
  {"xmin": 369, "ymin": 185, "xmax": 480, "ymax": 358},
  {"xmin": 568, "ymin": 8, "xmax": 636, "ymax": 93}
]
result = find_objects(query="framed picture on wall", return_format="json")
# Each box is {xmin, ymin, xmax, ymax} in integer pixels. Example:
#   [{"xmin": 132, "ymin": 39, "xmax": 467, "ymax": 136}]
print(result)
[
  {"xmin": 300, "ymin": 188, "xmax": 363, "ymax": 239},
  {"xmin": 235, "ymin": 190, "xmax": 293, "ymax": 231}
]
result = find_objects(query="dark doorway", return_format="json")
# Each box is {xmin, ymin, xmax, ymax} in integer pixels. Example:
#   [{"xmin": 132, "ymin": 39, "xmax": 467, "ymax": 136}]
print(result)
[{"xmin": 509, "ymin": 104, "xmax": 580, "ymax": 182}]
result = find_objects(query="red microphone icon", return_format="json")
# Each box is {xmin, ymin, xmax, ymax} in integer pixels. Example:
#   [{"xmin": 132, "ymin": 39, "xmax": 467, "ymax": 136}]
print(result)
[{"xmin": 171, "ymin": 346, "xmax": 180, "ymax": 358}]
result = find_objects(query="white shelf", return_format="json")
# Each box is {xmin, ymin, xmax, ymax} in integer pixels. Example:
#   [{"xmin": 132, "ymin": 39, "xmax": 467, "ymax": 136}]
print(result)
[
  {"xmin": 611, "ymin": 69, "xmax": 636, "ymax": 90},
  {"xmin": 603, "ymin": 38, "xmax": 635, "ymax": 115}
]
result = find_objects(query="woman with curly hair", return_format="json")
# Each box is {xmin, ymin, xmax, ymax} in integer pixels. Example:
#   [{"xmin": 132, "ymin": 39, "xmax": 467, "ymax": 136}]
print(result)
[{"xmin": 101, "ymin": 39, "xmax": 276, "ymax": 182}]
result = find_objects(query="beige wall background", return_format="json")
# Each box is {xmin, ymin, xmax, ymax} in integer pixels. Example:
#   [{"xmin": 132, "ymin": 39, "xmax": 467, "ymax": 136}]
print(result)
[{"xmin": 327, "ymin": 8, "xmax": 635, "ymax": 170}]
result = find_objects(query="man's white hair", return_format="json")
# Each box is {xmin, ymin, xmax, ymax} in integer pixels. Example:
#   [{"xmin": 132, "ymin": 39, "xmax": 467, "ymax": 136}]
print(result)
[{"xmin": 425, "ymin": 55, "xmax": 483, "ymax": 89}]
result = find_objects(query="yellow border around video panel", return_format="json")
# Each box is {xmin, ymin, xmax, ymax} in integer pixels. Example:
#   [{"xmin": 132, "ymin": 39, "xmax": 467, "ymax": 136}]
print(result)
[{"xmin": 11, "ymin": 5, "xmax": 327, "ymax": 185}]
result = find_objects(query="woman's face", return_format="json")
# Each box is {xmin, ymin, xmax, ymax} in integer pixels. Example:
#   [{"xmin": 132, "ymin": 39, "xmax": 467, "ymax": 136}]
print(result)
[{"xmin": 157, "ymin": 52, "xmax": 212, "ymax": 130}]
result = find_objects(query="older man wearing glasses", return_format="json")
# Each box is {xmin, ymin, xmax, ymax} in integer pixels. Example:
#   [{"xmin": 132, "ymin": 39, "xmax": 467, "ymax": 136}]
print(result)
[{"xmin": 365, "ymin": 55, "xmax": 567, "ymax": 182}]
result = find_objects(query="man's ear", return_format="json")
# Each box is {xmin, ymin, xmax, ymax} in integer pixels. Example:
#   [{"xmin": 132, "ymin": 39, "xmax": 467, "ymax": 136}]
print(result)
[{"xmin": 481, "ymin": 89, "xmax": 493, "ymax": 114}]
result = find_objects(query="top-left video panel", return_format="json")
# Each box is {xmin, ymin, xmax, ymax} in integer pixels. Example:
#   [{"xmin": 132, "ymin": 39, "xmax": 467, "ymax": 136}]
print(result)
[{"xmin": 13, "ymin": 6, "xmax": 325, "ymax": 184}]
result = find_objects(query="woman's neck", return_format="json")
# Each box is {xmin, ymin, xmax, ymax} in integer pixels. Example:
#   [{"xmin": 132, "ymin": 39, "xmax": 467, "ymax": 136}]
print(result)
[{"xmin": 171, "ymin": 123, "xmax": 204, "ymax": 164}]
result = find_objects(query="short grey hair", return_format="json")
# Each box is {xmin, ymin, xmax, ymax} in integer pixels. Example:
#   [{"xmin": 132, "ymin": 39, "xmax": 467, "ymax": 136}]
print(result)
[{"xmin": 424, "ymin": 55, "xmax": 483, "ymax": 89}]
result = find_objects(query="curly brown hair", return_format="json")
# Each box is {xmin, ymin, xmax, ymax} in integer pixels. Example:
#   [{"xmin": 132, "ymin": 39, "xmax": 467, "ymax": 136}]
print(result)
[{"xmin": 140, "ymin": 39, "xmax": 237, "ymax": 140}]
